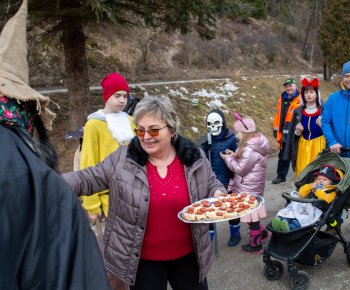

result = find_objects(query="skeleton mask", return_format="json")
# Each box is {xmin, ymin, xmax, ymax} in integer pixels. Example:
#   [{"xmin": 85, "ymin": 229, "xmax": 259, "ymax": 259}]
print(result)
[{"xmin": 207, "ymin": 112, "xmax": 223, "ymax": 136}]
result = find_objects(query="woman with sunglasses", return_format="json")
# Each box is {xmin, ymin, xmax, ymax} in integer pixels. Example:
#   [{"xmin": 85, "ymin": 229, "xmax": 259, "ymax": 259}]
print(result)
[{"xmin": 63, "ymin": 95, "xmax": 226, "ymax": 290}]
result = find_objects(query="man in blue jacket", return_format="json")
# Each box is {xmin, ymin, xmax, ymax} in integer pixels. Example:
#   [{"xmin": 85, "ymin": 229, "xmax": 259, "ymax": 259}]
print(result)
[
  {"xmin": 322, "ymin": 61, "xmax": 350, "ymax": 155},
  {"xmin": 201, "ymin": 110, "xmax": 241, "ymax": 246},
  {"xmin": 321, "ymin": 61, "xmax": 350, "ymax": 234}
]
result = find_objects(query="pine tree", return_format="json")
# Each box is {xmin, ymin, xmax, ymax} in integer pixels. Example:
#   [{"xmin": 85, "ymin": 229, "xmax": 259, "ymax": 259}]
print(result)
[
  {"xmin": 26, "ymin": 0, "xmax": 233, "ymax": 129},
  {"xmin": 318, "ymin": 0, "xmax": 350, "ymax": 71}
]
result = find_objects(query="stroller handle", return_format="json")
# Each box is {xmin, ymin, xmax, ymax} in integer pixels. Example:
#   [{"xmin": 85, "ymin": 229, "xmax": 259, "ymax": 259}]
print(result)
[
  {"xmin": 282, "ymin": 192, "xmax": 315, "ymax": 203},
  {"xmin": 318, "ymin": 146, "xmax": 350, "ymax": 156},
  {"xmin": 340, "ymin": 147, "xmax": 350, "ymax": 152}
]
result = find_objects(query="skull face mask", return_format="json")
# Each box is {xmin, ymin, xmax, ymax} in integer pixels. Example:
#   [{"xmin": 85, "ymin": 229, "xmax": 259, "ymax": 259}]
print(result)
[{"xmin": 207, "ymin": 112, "xmax": 223, "ymax": 136}]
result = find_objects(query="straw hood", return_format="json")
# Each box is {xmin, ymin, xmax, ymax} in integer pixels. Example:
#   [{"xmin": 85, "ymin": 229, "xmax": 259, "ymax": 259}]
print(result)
[{"xmin": 0, "ymin": 0, "xmax": 55, "ymax": 129}]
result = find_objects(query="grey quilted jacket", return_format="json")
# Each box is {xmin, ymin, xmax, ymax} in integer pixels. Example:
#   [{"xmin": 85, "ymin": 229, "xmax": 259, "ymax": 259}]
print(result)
[{"xmin": 62, "ymin": 135, "xmax": 226, "ymax": 285}]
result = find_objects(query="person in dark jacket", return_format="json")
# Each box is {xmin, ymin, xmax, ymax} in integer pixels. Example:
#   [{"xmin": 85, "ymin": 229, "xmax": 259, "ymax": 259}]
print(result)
[
  {"xmin": 272, "ymin": 78, "xmax": 301, "ymax": 184},
  {"xmin": 0, "ymin": 1, "xmax": 111, "ymax": 289},
  {"xmin": 200, "ymin": 109, "xmax": 240, "ymax": 246},
  {"xmin": 283, "ymin": 78, "xmax": 325, "ymax": 178}
]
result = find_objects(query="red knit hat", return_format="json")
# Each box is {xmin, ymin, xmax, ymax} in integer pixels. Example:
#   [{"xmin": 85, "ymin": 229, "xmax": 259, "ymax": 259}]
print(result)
[{"xmin": 101, "ymin": 73, "xmax": 129, "ymax": 102}]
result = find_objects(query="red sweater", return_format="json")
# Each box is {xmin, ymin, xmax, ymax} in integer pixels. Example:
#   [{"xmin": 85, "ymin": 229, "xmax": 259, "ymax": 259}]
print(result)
[{"xmin": 141, "ymin": 155, "xmax": 194, "ymax": 260}]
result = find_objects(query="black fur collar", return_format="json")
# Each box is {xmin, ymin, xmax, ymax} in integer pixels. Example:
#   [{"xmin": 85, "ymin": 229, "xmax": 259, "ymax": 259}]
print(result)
[{"xmin": 127, "ymin": 135, "xmax": 202, "ymax": 167}]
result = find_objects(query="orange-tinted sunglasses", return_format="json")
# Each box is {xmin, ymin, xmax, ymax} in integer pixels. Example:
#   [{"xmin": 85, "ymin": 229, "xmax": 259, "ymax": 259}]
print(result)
[{"xmin": 134, "ymin": 125, "xmax": 168, "ymax": 137}]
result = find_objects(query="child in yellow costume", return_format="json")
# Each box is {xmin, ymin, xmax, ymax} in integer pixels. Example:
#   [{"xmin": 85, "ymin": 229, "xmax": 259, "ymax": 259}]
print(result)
[
  {"xmin": 272, "ymin": 165, "xmax": 342, "ymax": 231},
  {"xmin": 81, "ymin": 73, "xmax": 136, "ymax": 224}
]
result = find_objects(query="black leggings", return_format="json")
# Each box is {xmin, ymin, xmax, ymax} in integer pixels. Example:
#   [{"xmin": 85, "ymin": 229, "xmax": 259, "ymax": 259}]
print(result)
[{"xmin": 130, "ymin": 252, "xmax": 208, "ymax": 290}]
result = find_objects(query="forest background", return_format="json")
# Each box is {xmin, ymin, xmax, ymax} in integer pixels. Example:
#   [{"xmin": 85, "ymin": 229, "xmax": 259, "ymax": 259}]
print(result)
[{"xmin": 0, "ymin": 0, "xmax": 349, "ymax": 173}]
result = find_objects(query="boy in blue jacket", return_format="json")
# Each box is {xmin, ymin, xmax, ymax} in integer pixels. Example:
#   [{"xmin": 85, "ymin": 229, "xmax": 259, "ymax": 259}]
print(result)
[{"xmin": 201, "ymin": 110, "xmax": 241, "ymax": 245}]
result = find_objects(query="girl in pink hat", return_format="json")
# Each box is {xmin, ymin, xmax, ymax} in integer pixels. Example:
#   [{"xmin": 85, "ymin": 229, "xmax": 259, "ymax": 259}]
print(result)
[{"xmin": 220, "ymin": 117, "xmax": 270, "ymax": 254}]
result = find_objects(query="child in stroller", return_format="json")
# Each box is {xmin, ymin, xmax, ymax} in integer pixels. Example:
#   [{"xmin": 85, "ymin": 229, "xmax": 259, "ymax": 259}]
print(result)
[
  {"xmin": 263, "ymin": 151, "xmax": 350, "ymax": 290},
  {"xmin": 272, "ymin": 165, "xmax": 342, "ymax": 231}
]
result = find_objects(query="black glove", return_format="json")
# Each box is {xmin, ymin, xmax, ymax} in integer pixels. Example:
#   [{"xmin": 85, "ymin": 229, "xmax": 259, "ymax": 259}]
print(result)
[{"xmin": 203, "ymin": 141, "xmax": 211, "ymax": 151}]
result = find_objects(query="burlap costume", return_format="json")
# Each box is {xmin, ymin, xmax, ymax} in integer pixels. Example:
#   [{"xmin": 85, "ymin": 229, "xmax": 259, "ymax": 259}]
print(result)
[{"xmin": 0, "ymin": 0, "xmax": 55, "ymax": 129}]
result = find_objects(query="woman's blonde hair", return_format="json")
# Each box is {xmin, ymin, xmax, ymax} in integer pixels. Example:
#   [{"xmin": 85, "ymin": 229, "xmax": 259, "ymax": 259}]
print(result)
[
  {"xmin": 235, "ymin": 131, "xmax": 258, "ymax": 159},
  {"xmin": 133, "ymin": 95, "xmax": 180, "ymax": 144}
]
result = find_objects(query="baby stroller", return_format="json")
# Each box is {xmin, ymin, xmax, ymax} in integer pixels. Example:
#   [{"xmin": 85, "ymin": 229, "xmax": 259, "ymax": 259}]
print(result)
[{"xmin": 263, "ymin": 150, "xmax": 350, "ymax": 290}]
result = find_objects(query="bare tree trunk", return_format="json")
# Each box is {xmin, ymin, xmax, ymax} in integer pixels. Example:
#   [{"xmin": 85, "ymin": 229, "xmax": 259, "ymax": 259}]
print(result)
[
  {"xmin": 302, "ymin": 0, "xmax": 316, "ymax": 60},
  {"xmin": 186, "ymin": 33, "xmax": 195, "ymax": 69},
  {"xmin": 5, "ymin": 0, "xmax": 11, "ymax": 22},
  {"xmin": 310, "ymin": 0, "xmax": 319, "ymax": 66},
  {"xmin": 324, "ymin": 63, "xmax": 331, "ymax": 81},
  {"xmin": 60, "ymin": 1, "xmax": 91, "ymax": 130}
]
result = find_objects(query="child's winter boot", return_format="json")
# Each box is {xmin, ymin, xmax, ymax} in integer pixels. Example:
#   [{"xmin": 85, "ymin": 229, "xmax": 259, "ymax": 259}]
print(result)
[
  {"xmin": 241, "ymin": 228, "xmax": 263, "ymax": 254},
  {"xmin": 260, "ymin": 223, "xmax": 270, "ymax": 241},
  {"xmin": 228, "ymin": 224, "xmax": 241, "ymax": 246}
]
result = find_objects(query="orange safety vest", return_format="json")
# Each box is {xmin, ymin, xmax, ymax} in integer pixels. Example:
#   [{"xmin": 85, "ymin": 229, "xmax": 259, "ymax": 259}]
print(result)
[{"xmin": 273, "ymin": 92, "xmax": 301, "ymax": 148}]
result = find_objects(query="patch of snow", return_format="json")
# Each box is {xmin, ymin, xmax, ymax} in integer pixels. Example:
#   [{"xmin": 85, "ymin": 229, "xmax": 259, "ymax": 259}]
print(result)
[
  {"xmin": 192, "ymin": 89, "xmax": 210, "ymax": 98},
  {"xmin": 192, "ymin": 89, "xmax": 227, "ymax": 99},
  {"xmin": 192, "ymin": 98, "xmax": 199, "ymax": 104},
  {"xmin": 242, "ymin": 76, "xmax": 248, "ymax": 80},
  {"xmin": 241, "ymin": 93, "xmax": 246, "ymax": 96},
  {"xmin": 300, "ymin": 75, "xmax": 315, "ymax": 80},
  {"xmin": 253, "ymin": 86, "xmax": 256, "ymax": 89},
  {"xmin": 154, "ymin": 89, "xmax": 160, "ymax": 92},
  {"xmin": 180, "ymin": 87, "xmax": 188, "ymax": 94},
  {"xmin": 218, "ymin": 82, "xmax": 239, "ymax": 92},
  {"xmin": 239, "ymin": 98, "xmax": 245, "ymax": 102},
  {"xmin": 168, "ymin": 89, "xmax": 191, "ymax": 100},
  {"xmin": 191, "ymin": 127, "xmax": 199, "ymax": 133},
  {"xmin": 207, "ymin": 99, "xmax": 225, "ymax": 109},
  {"xmin": 251, "ymin": 95, "xmax": 256, "ymax": 98}
]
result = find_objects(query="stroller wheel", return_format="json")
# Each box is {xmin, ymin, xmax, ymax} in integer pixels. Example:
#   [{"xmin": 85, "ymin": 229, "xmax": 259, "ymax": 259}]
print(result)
[
  {"xmin": 264, "ymin": 261, "xmax": 284, "ymax": 280},
  {"xmin": 289, "ymin": 270, "xmax": 310, "ymax": 290}
]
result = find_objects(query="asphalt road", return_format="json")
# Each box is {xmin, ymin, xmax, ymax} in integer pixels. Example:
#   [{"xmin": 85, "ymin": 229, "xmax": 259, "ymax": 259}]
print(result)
[
  {"xmin": 206, "ymin": 156, "xmax": 350, "ymax": 290},
  {"xmin": 92, "ymin": 156, "xmax": 350, "ymax": 289}
]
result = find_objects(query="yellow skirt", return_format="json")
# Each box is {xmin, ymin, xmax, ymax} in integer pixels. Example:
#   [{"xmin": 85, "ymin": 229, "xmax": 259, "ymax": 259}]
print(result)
[{"xmin": 295, "ymin": 135, "xmax": 326, "ymax": 178}]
